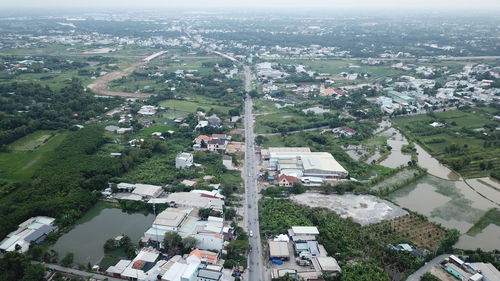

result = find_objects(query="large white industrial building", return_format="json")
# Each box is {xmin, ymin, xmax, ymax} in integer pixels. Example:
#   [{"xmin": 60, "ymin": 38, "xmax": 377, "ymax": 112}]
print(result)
[{"xmin": 263, "ymin": 147, "xmax": 348, "ymax": 179}]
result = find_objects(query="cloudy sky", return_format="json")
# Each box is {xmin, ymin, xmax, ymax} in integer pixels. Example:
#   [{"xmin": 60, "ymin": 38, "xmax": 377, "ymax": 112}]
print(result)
[{"xmin": 1, "ymin": 0, "xmax": 499, "ymax": 10}]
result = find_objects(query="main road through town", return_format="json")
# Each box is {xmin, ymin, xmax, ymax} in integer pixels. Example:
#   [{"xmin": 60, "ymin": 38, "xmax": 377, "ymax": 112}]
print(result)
[{"xmin": 243, "ymin": 65, "xmax": 266, "ymax": 281}]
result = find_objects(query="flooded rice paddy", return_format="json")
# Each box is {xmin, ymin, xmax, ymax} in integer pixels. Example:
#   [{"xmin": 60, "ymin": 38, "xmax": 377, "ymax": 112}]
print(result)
[{"xmin": 389, "ymin": 175, "xmax": 499, "ymax": 251}]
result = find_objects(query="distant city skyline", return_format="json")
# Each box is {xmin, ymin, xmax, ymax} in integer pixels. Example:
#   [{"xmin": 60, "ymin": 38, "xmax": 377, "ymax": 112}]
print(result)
[{"xmin": 1, "ymin": 0, "xmax": 499, "ymax": 10}]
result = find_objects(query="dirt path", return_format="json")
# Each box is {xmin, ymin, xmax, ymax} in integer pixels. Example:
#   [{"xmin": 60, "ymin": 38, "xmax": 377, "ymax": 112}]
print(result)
[
  {"xmin": 21, "ymin": 155, "xmax": 41, "ymax": 170},
  {"xmin": 87, "ymin": 62, "xmax": 153, "ymax": 98}
]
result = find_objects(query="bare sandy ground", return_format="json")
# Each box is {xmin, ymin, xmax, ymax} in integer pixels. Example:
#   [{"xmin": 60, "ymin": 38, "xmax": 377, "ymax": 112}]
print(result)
[
  {"xmin": 87, "ymin": 62, "xmax": 152, "ymax": 98},
  {"xmin": 291, "ymin": 192, "xmax": 408, "ymax": 225}
]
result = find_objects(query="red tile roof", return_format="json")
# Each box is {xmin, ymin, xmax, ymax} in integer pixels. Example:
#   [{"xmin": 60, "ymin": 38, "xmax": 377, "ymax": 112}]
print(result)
[{"xmin": 279, "ymin": 174, "xmax": 299, "ymax": 183}]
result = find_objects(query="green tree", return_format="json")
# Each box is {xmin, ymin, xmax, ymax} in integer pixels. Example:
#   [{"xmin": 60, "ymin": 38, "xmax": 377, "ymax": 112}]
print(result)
[
  {"xmin": 103, "ymin": 238, "xmax": 117, "ymax": 251},
  {"xmin": 182, "ymin": 237, "xmax": 198, "ymax": 252},
  {"xmin": 291, "ymin": 182, "xmax": 306, "ymax": 194},
  {"xmin": 61, "ymin": 252, "xmax": 74, "ymax": 267},
  {"xmin": 438, "ymin": 229, "xmax": 460, "ymax": 253},
  {"xmin": 163, "ymin": 232, "xmax": 183, "ymax": 256},
  {"xmin": 224, "ymin": 208, "xmax": 238, "ymax": 220},
  {"xmin": 198, "ymin": 208, "xmax": 213, "ymax": 219},
  {"xmin": 19, "ymin": 264, "xmax": 45, "ymax": 281},
  {"xmin": 420, "ymin": 272, "xmax": 440, "ymax": 281}
]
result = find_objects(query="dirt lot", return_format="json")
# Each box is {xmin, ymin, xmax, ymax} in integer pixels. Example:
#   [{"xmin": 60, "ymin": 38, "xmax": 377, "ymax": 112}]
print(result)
[
  {"xmin": 87, "ymin": 62, "xmax": 152, "ymax": 98},
  {"xmin": 291, "ymin": 193, "xmax": 408, "ymax": 225},
  {"xmin": 430, "ymin": 267, "xmax": 457, "ymax": 281}
]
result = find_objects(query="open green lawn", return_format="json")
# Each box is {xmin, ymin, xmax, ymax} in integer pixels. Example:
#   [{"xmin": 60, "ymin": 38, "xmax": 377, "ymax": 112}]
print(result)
[
  {"xmin": 0, "ymin": 131, "xmax": 68, "ymax": 182},
  {"xmin": 253, "ymin": 99, "xmax": 281, "ymax": 114},
  {"xmin": 8, "ymin": 130, "xmax": 56, "ymax": 152},
  {"xmin": 159, "ymin": 99, "xmax": 229, "ymax": 113},
  {"xmin": 139, "ymin": 125, "xmax": 178, "ymax": 136},
  {"xmin": 255, "ymin": 110, "xmax": 325, "ymax": 134}
]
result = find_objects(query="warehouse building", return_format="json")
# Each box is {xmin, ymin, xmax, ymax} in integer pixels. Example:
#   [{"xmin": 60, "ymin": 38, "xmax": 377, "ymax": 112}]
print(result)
[
  {"xmin": 266, "ymin": 147, "xmax": 348, "ymax": 179},
  {"xmin": 269, "ymin": 241, "xmax": 291, "ymax": 260},
  {"xmin": 165, "ymin": 192, "xmax": 224, "ymax": 212},
  {"xmin": 0, "ymin": 216, "xmax": 56, "ymax": 253}
]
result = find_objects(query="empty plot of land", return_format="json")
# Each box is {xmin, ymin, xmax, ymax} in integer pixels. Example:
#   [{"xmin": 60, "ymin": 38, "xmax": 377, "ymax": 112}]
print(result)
[
  {"xmin": 291, "ymin": 193, "xmax": 408, "ymax": 225},
  {"xmin": 87, "ymin": 62, "xmax": 152, "ymax": 98},
  {"xmin": 159, "ymin": 99, "xmax": 229, "ymax": 114},
  {"xmin": 8, "ymin": 130, "xmax": 54, "ymax": 152}
]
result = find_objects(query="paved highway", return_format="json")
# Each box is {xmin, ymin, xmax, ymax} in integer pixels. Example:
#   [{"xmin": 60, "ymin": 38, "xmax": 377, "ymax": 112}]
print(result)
[{"xmin": 243, "ymin": 66, "xmax": 267, "ymax": 281}]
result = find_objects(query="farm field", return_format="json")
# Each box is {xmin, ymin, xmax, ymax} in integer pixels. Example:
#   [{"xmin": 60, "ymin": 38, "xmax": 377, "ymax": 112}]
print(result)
[
  {"xmin": 365, "ymin": 214, "xmax": 447, "ymax": 251},
  {"xmin": 159, "ymin": 99, "xmax": 229, "ymax": 114},
  {"xmin": 8, "ymin": 130, "xmax": 56, "ymax": 152},
  {"xmin": 255, "ymin": 110, "xmax": 327, "ymax": 134},
  {"xmin": 253, "ymin": 99, "xmax": 282, "ymax": 115},
  {"xmin": 0, "ymin": 131, "xmax": 68, "ymax": 182},
  {"xmin": 139, "ymin": 125, "xmax": 178, "ymax": 136},
  {"xmin": 393, "ymin": 107, "xmax": 500, "ymax": 178}
]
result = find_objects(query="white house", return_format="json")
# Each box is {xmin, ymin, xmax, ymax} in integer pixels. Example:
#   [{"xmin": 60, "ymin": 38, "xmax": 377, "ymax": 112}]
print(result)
[{"xmin": 176, "ymin": 152, "xmax": 193, "ymax": 169}]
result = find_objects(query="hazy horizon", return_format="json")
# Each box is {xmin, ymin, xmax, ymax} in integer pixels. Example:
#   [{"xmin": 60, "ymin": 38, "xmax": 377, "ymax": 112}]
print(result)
[{"xmin": 1, "ymin": 0, "xmax": 500, "ymax": 11}]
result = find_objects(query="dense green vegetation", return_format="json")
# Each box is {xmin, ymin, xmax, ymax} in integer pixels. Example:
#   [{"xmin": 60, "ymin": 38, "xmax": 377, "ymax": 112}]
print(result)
[
  {"xmin": 420, "ymin": 272, "xmax": 440, "ymax": 281},
  {"xmin": 394, "ymin": 106, "xmax": 500, "ymax": 178},
  {"xmin": 0, "ymin": 81, "xmax": 121, "ymax": 148},
  {"xmin": 0, "ymin": 126, "xmax": 157, "ymax": 239},
  {"xmin": 223, "ymin": 226, "xmax": 249, "ymax": 269},
  {"xmin": 0, "ymin": 252, "xmax": 46, "ymax": 281}
]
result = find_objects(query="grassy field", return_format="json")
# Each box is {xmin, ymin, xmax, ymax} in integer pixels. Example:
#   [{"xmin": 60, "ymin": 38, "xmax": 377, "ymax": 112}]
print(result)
[
  {"xmin": 139, "ymin": 125, "xmax": 178, "ymax": 136},
  {"xmin": 255, "ymin": 110, "xmax": 324, "ymax": 134},
  {"xmin": 159, "ymin": 99, "xmax": 229, "ymax": 113},
  {"xmin": 8, "ymin": 130, "xmax": 56, "ymax": 152},
  {"xmin": 0, "ymin": 131, "xmax": 68, "ymax": 182},
  {"xmin": 253, "ymin": 99, "xmax": 282, "ymax": 115},
  {"xmin": 393, "ymin": 107, "xmax": 500, "ymax": 178}
]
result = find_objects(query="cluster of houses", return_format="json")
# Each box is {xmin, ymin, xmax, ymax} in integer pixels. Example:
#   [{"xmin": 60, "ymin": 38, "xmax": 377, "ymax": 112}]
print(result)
[
  {"xmin": 377, "ymin": 64, "xmax": 500, "ymax": 115},
  {"xmin": 268, "ymin": 226, "xmax": 341, "ymax": 280},
  {"xmin": 107, "ymin": 246, "xmax": 229, "ymax": 281},
  {"xmin": 195, "ymin": 112, "xmax": 222, "ymax": 129},
  {"xmin": 193, "ymin": 134, "xmax": 232, "ymax": 152},
  {"xmin": 143, "ymin": 207, "xmax": 228, "ymax": 252},
  {"xmin": 261, "ymin": 147, "xmax": 349, "ymax": 187}
]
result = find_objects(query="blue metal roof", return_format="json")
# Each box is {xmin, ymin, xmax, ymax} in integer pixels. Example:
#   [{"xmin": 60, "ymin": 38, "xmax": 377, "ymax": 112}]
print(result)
[{"xmin": 24, "ymin": 225, "xmax": 55, "ymax": 242}]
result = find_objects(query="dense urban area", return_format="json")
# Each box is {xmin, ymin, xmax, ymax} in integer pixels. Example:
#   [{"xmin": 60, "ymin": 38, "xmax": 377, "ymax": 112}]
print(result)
[{"xmin": 0, "ymin": 7, "xmax": 499, "ymax": 281}]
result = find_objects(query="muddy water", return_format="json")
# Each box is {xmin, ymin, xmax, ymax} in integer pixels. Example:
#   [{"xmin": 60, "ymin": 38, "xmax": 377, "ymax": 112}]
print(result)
[
  {"xmin": 378, "ymin": 124, "xmax": 460, "ymax": 180},
  {"xmin": 389, "ymin": 175, "xmax": 499, "ymax": 250},
  {"xmin": 379, "ymin": 128, "xmax": 412, "ymax": 168},
  {"xmin": 414, "ymin": 143, "xmax": 461, "ymax": 181},
  {"xmin": 455, "ymin": 224, "xmax": 500, "ymax": 252}
]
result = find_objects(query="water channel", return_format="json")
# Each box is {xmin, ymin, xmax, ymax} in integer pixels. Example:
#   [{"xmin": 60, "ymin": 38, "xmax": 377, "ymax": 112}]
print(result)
[{"xmin": 378, "ymin": 122, "xmax": 499, "ymax": 250}]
